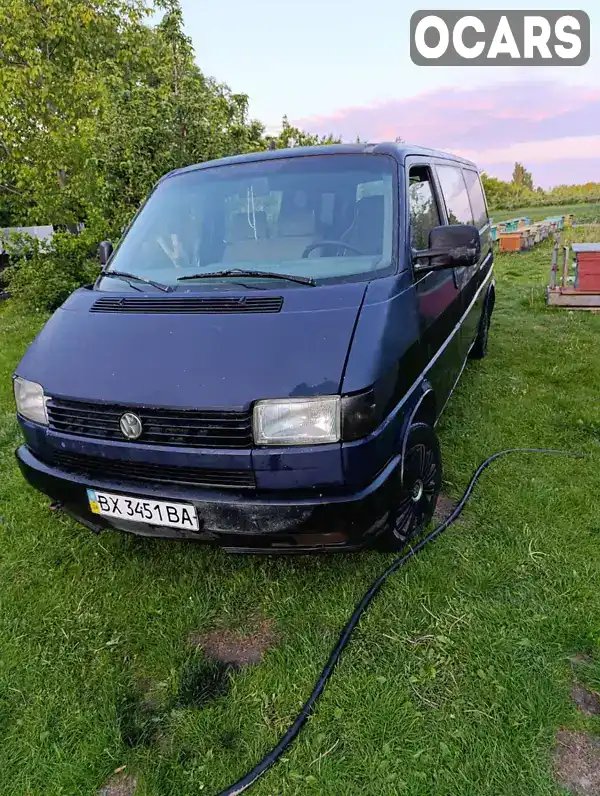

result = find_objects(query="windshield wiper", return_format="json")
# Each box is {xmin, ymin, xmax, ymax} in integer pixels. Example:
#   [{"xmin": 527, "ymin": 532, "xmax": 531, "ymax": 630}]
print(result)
[
  {"xmin": 177, "ymin": 269, "xmax": 316, "ymax": 287},
  {"xmin": 101, "ymin": 270, "xmax": 174, "ymax": 293}
]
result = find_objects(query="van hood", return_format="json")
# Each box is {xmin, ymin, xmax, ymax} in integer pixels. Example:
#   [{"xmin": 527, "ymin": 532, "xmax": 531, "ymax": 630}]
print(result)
[{"xmin": 16, "ymin": 284, "xmax": 367, "ymax": 410}]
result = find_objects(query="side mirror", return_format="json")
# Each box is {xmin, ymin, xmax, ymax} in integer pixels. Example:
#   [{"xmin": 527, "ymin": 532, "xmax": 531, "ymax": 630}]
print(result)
[
  {"xmin": 98, "ymin": 240, "xmax": 113, "ymax": 267},
  {"xmin": 413, "ymin": 225, "xmax": 480, "ymax": 272}
]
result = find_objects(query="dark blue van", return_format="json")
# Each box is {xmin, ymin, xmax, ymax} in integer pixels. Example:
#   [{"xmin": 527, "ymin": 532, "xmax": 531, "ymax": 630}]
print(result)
[{"xmin": 13, "ymin": 143, "xmax": 494, "ymax": 553}]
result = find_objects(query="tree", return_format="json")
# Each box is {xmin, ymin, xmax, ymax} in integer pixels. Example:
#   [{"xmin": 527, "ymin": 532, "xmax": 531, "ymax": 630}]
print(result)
[
  {"xmin": 271, "ymin": 116, "xmax": 340, "ymax": 149},
  {"xmin": 95, "ymin": 1, "xmax": 266, "ymax": 230},
  {"xmin": 0, "ymin": 0, "xmax": 153, "ymax": 227},
  {"xmin": 512, "ymin": 162, "xmax": 534, "ymax": 191},
  {"xmin": 2, "ymin": 0, "xmax": 347, "ymax": 310},
  {"xmin": 0, "ymin": 0, "xmax": 321, "ymax": 233},
  {"xmin": 481, "ymin": 172, "xmax": 512, "ymax": 208}
]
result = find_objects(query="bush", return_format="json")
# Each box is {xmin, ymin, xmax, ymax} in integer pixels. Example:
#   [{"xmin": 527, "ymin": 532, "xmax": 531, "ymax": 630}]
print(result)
[{"xmin": 4, "ymin": 228, "xmax": 103, "ymax": 312}]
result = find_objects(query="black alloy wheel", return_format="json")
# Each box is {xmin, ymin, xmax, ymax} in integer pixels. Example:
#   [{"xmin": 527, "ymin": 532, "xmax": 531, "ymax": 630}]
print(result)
[{"xmin": 376, "ymin": 422, "xmax": 442, "ymax": 552}]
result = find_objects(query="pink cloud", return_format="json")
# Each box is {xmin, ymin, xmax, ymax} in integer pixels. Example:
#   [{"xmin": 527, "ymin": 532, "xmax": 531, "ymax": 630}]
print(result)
[
  {"xmin": 453, "ymin": 135, "xmax": 600, "ymax": 165},
  {"xmin": 294, "ymin": 80, "xmax": 600, "ymax": 186}
]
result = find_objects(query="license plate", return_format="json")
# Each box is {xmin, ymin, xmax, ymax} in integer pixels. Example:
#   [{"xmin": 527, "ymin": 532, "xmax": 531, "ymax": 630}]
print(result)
[{"xmin": 87, "ymin": 489, "xmax": 200, "ymax": 532}]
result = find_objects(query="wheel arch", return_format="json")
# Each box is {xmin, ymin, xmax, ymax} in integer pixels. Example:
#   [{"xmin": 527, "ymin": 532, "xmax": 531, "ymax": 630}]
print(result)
[
  {"xmin": 399, "ymin": 383, "xmax": 437, "ymax": 488},
  {"xmin": 486, "ymin": 280, "xmax": 496, "ymax": 315}
]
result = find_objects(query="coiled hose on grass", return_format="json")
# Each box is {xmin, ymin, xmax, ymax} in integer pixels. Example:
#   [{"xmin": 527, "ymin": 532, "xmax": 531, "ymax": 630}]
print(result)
[{"xmin": 217, "ymin": 448, "xmax": 584, "ymax": 795}]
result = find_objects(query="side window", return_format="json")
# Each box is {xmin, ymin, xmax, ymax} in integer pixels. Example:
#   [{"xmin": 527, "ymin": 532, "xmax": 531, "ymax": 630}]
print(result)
[
  {"xmin": 462, "ymin": 169, "xmax": 489, "ymax": 229},
  {"xmin": 408, "ymin": 166, "xmax": 440, "ymax": 251},
  {"xmin": 436, "ymin": 165, "xmax": 474, "ymax": 225}
]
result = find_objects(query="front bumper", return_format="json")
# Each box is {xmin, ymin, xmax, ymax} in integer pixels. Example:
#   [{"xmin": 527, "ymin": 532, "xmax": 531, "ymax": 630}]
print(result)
[{"xmin": 15, "ymin": 445, "xmax": 398, "ymax": 553}]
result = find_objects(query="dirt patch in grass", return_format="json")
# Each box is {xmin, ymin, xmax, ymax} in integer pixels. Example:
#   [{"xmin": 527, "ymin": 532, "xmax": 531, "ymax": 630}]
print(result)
[
  {"xmin": 190, "ymin": 618, "xmax": 278, "ymax": 666},
  {"xmin": 554, "ymin": 730, "xmax": 600, "ymax": 795},
  {"xmin": 571, "ymin": 654, "xmax": 595, "ymax": 667},
  {"xmin": 98, "ymin": 771, "xmax": 137, "ymax": 796},
  {"xmin": 434, "ymin": 494, "xmax": 459, "ymax": 525},
  {"xmin": 571, "ymin": 684, "xmax": 600, "ymax": 717}
]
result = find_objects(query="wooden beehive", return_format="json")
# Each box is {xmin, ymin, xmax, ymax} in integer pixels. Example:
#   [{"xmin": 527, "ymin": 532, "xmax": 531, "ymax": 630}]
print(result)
[
  {"xmin": 573, "ymin": 244, "xmax": 600, "ymax": 291},
  {"xmin": 530, "ymin": 223, "xmax": 542, "ymax": 244},
  {"xmin": 519, "ymin": 227, "xmax": 532, "ymax": 249},
  {"xmin": 499, "ymin": 231, "xmax": 525, "ymax": 252},
  {"xmin": 545, "ymin": 215, "xmax": 565, "ymax": 230},
  {"xmin": 547, "ymin": 242, "xmax": 600, "ymax": 310}
]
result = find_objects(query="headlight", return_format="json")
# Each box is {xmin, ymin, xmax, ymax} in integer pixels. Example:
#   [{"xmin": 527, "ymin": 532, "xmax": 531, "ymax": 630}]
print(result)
[
  {"xmin": 253, "ymin": 396, "xmax": 341, "ymax": 446},
  {"xmin": 13, "ymin": 376, "xmax": 49, "ymax": 425}
]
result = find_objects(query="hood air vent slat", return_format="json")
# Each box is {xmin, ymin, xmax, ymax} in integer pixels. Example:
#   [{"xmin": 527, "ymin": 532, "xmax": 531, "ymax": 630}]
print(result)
[{"xmin": 91, "ymin": 295, "xmax": 283, "ymax": 314}]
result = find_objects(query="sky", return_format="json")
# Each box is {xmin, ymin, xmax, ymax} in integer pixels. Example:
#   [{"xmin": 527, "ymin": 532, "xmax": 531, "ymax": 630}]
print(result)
[{"xmin": 180, "ymin": 0, "xmax": 599, "ymax": 187}]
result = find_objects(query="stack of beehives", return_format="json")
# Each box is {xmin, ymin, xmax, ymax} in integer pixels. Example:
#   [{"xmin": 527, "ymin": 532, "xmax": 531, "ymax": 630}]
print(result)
[{"xmin": 494, "ymin": 214, "xmax": 569, "ymax": 253}]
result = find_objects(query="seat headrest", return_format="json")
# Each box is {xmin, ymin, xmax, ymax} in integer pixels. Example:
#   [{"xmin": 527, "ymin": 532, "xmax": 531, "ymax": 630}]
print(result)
[
  {"xmin": 277, "ymin": 209, "xmax": 316, "ymax": 237},
  {"xmin": 342, "ymin": 194, "xmax": 385, "ymax": 255},
  {"xmin": 229, "ymin": 211, "xmax": 268, "ymax": 241},
  {"xmin": 355, "ymin": 194, "xmax": 384, "ymax": 219},
  {"xmin": 276, "ymin": 190, "xmax": 316, "ymax": 237}
]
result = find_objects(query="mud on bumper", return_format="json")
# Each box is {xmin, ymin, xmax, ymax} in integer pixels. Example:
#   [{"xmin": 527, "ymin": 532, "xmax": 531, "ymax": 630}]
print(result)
[{"xmin": 16, "ymin": 446, "xmax": 398, "ymax": 554}]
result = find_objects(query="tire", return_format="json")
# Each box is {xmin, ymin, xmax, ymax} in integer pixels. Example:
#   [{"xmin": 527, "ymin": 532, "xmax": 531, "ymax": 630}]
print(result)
[
  {"xmin": 470, "ymin": 300, "xmax": 492, "ymax": 360},
  {"xmin": 376, "ymin": 422, "xmax": 442, "ymax": 553}
]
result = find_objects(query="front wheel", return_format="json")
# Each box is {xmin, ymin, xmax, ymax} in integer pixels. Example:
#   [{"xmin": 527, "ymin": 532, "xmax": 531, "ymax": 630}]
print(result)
[{"xmin": 376, "ymin": 422, "xmax": 442, "ymax": 553}]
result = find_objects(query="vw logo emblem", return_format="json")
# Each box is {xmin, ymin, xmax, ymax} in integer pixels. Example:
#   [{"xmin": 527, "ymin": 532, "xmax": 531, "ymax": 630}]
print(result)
[{"xmin": 119, "ymin": 412, "xmax": 143, "ymax": 440}]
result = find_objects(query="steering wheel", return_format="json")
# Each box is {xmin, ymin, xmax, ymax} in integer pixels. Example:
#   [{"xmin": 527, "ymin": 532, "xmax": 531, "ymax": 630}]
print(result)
[{"xmin": 301, "ymin": 240, "xmax": 365, "ymax": 258}]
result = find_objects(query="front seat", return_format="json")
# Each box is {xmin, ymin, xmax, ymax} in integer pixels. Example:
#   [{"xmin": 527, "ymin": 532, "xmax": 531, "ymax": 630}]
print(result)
[
  {"xmin": 271, "ymin": 199, "xmax": 319, "ymax": 260},
  {"xmin": 222, "ymin": 211, "xmax": 269, "ymax": 263},
  {"xmin": 341, "ymin": 195, "xmax": 384, "ymax": 255}
]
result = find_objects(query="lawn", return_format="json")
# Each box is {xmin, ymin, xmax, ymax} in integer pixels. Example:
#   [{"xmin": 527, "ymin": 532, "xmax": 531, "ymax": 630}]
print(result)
[
  {"xmin": 1, "ymin": 228, "xmax": 599, "ymax": 796},
  {"xmin": 490, "ymin": 202, "xmax": 600, "ymax": 225}
]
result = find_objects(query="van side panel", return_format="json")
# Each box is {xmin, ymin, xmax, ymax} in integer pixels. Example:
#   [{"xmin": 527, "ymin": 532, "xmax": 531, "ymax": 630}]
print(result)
[
  {"xmin": 340, "ymin": 274, "xmax": 426, "ymax": 489},
  {"xmin": 414, "ymin": 269, "xmax": 463, "ymax": 408},
  {"xmin": 463, "ymin": 243, "xmax": 493, "ymax": 351},
  {"xmin": 407, "ymin": 156, "xmax": 464, "ymax": 413}
]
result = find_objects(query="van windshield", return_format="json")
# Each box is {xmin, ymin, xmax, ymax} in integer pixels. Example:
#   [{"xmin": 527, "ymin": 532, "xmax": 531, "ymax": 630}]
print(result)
[{"xmin": 104, "ymin": 154, "xmax": 396, "ymax": 288}]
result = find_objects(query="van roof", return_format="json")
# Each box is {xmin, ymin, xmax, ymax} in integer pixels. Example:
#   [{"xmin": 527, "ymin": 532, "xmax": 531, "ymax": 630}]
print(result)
[{"xmin": 160, "ymin": 143, "xmax": 479, "ymax": 183}]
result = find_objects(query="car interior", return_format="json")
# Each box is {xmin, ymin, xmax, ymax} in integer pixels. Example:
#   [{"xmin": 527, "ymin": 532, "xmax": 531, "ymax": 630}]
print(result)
[{"xmin": 109, "ymin": 157, "xmax": 396, "ymax": 281}]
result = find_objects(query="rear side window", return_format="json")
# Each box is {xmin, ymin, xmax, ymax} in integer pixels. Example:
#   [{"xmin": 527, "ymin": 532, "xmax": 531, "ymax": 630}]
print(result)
[
  {"xmin": 436, "ymin": 165, "xmax": 474, "ymax": 226},
  {"xmin": 463, "ymin": 169, "xmax": 489, "ymax": 229},
  {"xmin": 408, "ymin": 166, "xmax": 440, "ymax": 250}
]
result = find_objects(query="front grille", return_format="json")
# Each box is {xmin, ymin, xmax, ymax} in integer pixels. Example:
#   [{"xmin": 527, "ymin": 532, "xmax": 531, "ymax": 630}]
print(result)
[
  {"xmin": 91, "ymin": 296, "xmax": 283, "ymax": 314},
  {"xmin": 50, "ymin": 450, "xmax": 256, "ymax": 490},
  {"xmin": 46, "ymin": 399, "xmax": 253, "ymax": 449}
]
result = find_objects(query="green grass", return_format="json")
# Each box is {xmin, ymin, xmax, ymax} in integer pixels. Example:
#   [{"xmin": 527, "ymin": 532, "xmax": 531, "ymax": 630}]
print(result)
[
  {"xmin": 490, "ymin": 201, "xmax": 600, "ymax": 225},
  {"xmin": 1, "ymin": 234, "xmax": 600, "ymax": 795}
]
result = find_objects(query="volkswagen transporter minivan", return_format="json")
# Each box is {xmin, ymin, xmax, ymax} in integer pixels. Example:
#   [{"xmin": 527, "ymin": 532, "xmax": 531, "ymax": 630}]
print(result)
[{"xmin": 13, "ymin": 143, "xmax": 495, "ymax": 553}]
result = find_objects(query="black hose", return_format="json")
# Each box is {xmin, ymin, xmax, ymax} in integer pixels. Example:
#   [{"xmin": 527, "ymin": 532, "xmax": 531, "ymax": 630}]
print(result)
[{"xmin": 217, "ymin": 448, "xmax": 584, "ymax": 795}]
